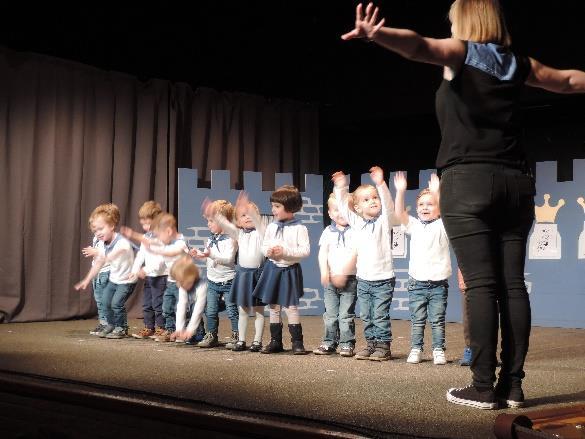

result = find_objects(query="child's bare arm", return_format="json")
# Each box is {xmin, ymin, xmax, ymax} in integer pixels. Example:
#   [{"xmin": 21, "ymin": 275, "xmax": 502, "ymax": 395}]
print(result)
[
  {"xmin": 332, "ymin": 171, "xmax": 358, "ymax": 225},
  {"xmin": 393, "ymin": 171, "xmax": 409, "ymax": 225},
  {"xmin": 120, "ymin": 226, "xmax": 147, "ymax": 245},
  {"xmin": 429, "ymin": 173, "xmax": 440, "ymax": 207},
  {"xmin": 318, "ymin": 244, "xmax": 330, "ymax": 286},
  {"xmin": 371, "ymin": 166, "xmax": 396, "ymax": 226},
  {"xmin": 214, "ymin": 213, "xmax": 239, "ymax": 240}
]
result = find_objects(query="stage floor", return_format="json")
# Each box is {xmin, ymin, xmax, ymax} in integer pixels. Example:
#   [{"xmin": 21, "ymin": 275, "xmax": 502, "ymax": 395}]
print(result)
[{"xmin": 0, "ymin": 317, "xmax": 584, "ymax": 438}]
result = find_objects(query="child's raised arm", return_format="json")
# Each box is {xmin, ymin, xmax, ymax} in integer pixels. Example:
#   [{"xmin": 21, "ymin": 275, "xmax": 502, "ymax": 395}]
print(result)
[
  {"xmin": 393, "ymin": 171, "xmax": 409, "ymax": 225},
  {"xmin": 429, "ymin": 173, "xmax": 441, "ymax": 207},
  {"xmin": 332, "ymin": 171, "xmax": 359, "ymax": 226},
  {"xmin": 370, "ymin": 166, "xmax": 397, "ymax": 226}
]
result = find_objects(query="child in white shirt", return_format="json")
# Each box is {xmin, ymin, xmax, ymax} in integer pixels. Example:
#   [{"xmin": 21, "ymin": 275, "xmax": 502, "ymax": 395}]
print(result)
[
  {"xmin": 75, "ymin": 203, "xmax": 137, "ymax": 339},
  {"xmin": 313, "ymin": 193, "xmax": 358, "ymax": 357},
  {"xmin": 332, "ymin": 166, "xmax": 397, "ymax": 361},
  {"xmin": 211, "ymin": 192, "xmax": 266, "ymax": 352},
  {"xmin": 253, "ymin": 185, "xmax": 310, "ymax": 355},
  {"xmin": 394, "ymin": 172, "xmax": 451, "ymax": 365}
]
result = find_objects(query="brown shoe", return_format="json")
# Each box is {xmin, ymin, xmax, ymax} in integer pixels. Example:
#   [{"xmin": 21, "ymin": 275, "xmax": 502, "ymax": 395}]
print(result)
[
  {"xmin": 154, "ymin": 330, "xmax": 172, "ymax": 342},
  {"xmin": 132, "ymin": 327, "xmax": 155, "ymax": 339},
  {"xmin": 149, "ymin": 327, "xmax": 165, "ymax": 339}
]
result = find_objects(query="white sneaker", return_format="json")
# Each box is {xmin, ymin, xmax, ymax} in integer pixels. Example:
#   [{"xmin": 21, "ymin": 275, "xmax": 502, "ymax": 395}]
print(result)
[
  {"xmin": 406, "ymin": 348, "xmax": 422, "ymax": 364},
  {"xmin": 433, "ymin": 348, "xmax": 447, "ymax": 365}
]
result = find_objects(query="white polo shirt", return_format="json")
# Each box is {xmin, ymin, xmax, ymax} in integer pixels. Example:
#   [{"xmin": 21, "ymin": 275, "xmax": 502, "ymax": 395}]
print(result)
[{"xmin": 318, "ymin": 225, "xmax": 357, "ymax": 276}]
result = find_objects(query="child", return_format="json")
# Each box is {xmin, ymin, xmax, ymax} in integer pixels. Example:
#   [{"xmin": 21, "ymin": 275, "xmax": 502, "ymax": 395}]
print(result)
[
  {"xmin": 171, "ymin": 255, "xmax": 208, "ymax": 343},
  {"xmin": 75, "ymin": 203, "xmax": 137, "ymax": 339},
  {"xmin": 209, "ymin": 192, "xmax": 266, "ymax": 352},
  {"xmin": 252, "ymin": 185, "xmax": 310, "ymax": 355},
  {"xmin": 86, "ymin": 219, "xmax": 110, "ymax": 336},
  {"xmin": 190, "ymin": 200, "xmax": 239, "ymax": 348},
  {"xmin": 394, "ymin": 172, "xmax": 451, "ymax": 365},
  {"xmin": 144, "ymin": 213, "xmax": 189, "ymax": 342},
  {"xmin": 313, "ymin": 193, "xmax": 358, "ymax": 357},
  {"xmin": 332, "ymin": 166, "xmax": 397, "ymax": 361},
  {"xmin": 120, "ymin": 201, "xmax": 168, "ymax": 339}
]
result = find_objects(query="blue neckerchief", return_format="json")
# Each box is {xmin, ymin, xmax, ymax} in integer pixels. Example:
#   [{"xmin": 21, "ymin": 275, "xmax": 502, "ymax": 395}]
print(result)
[
  {"xmin": 328, "ymin": 223, "xmax": 350, "ymax": 246},
  {"xmin": 242, "ymin": 228, "xmax": 255, "ymax": 234},
  {"xmin": 207, "ymin": 233, "xmax": 229, "ymax": 251},
  {"xmin": 275, "ymin": 218, "xmax": 301, "ymax": 238},
  {"xmin": 104, "ymin": 233, "xmax": 122, "ymax": 256},
  {"xmin": 361, "ymin": 217, "xmax": 378, "ymax": 233},
  {"xmin": 420, "ymin": 218, "xmax": 439, "ymax": 226}
]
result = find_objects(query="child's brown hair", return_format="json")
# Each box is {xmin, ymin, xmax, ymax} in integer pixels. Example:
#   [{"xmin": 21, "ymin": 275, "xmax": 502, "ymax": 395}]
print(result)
[
  {"xmin": 170, "ymin": 255, "xmax": 200, "ymax": 287},
  {"xmin": 270, "ymin": 185, "xmax": 303, "ymax": 213},
  {"xmin": 138, "ymin": 200, "xmax": 162, "ymax": 220},
  {"xmin": 153, "ymin": 212, "xmax": 177, "ymax": 231},
  {"xmin": 208, "ymin": 200, "xmax": 235, "ymax": 222},
  {"xmin": 88, "ymin": 203, "xmax": 120, "ymax": 230}
]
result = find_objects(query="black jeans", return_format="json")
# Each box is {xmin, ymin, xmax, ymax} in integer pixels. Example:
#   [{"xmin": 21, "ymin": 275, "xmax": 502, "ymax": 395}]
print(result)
[
  {"xmin": 143, "ymin": 275, "xmax": 167, "ymax": 329},
  {"xmin": 440, "ymin": 164, "xmax": 535, "ymax": 389}
]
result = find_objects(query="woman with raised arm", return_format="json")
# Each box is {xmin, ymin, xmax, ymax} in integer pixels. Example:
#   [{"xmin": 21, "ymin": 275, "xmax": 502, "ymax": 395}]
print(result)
[{"xmin": 342, "ymin": 0, "xmax": 585, "ymax": 410}]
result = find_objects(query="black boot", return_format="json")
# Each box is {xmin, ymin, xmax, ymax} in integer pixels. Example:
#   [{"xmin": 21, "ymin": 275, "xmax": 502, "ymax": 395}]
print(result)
[
  {"xmin": 288, "ymin": 323, "xmax": 308, "ymax": 355},
  {"xmin": 261, "ymin": 323, "xmax": 284, "ymax": 354}
]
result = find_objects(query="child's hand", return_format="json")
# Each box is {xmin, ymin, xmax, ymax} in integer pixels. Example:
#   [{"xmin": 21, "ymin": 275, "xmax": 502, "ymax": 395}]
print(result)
[
  {"xmin": 120, "ymin": 226, "xmax": 133, "ymax": 239},
  {"xmin": 429, "ymin": 173, "xmax": 440, "ymax": 194},
  {"xmin": 190, "ymin": 248, "xmax": 209, "ymax": 259},
  {"xmin": 137, "ymin": 268, "xmax": 147, "ymax": 279},
  {"xmin": 180, "ymin": 329, "xmax": 194, "ymax": 339},
  {"xmin": 330, "ymin": 274, "xmax": 348, "ymax": 289},
  {"xmin": 369, "ymin": 166, "xmax": 384, "ymax": 185},
  {"xmin": 393, "ymin": 171, "xmax": 407, "ymax": 192},
  {"xmin": 74, "ymin": 279, "xmax": 90, "ymax": 291},
  {"xmin": 270, "ymin": 245, "xmax": 284, "ymax": 259},
  {"xmin": 236, "ymin": 191, "xmax": 250, "ymax": 213},
  {"xmin": 125, "ymin": 272, "xmax": 138, "ymax": 283},
  {"xmin": 201, "ymin": 197, "xmax": 214, "ymax": 219},
  {"xmin": 457, "ymin": 268, "xmax": 466, "ymax": 293},
  {"xmin": 81, "ymin": 246, "xmax": 98, "ymax": 258},
  {"xmin": 331, "ymin": 171, "xmax": 347, "ymax": 188},
  {"xmin": 320, "ymin": 271, "xmax": 330, "ymax": 287}
]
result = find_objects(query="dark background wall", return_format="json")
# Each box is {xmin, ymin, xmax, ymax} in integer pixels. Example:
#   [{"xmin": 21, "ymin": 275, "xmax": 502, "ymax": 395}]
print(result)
[{"xmin": 2, "ymin": 1, "xmax": 584, "ymax": 181}]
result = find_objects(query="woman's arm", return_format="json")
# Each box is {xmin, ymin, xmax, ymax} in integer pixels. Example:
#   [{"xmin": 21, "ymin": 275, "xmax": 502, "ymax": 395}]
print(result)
[
  {"xmin": 341, "ymin": 3, "xmax": 465, "ymax": 70},
  {"xmin": 526, "ymin": 58, "xmax": 585, "ymax": 94}
]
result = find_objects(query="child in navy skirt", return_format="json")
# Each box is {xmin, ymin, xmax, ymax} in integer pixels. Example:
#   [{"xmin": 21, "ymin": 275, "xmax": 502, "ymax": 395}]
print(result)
[
  {"xmin": 209, "ymin": 192, "xmax": 267, "ymax": 352},
  {"xmin": 252, "ymin": 185, "xmax": 310, "ymax": 355}
]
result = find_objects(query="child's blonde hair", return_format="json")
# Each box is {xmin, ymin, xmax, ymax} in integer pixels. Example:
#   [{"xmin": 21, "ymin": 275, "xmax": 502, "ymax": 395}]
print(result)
[
  {"xmin": 208, "ymin": 200, "xmax": 234, "ymax": 222},
  {"xmin": 416, "ymin": 188, "xmax": 432, "ymax": 203},
  {"xmin": 270, "ymin": 185, "xmax": 303, "ymax": 213},
  {"xmin": 138, "ymin": 200, "xmax": 162, "ymax": 220},
  {"xmin": 88, "ymin": 203, "xmax": 120, "ymax": 230},
  {"xmin": 352, "ymin": 184, "xmax": 376, "ymax": 208},
  {"xmin": 236, "ymin": 201, "xmax": 260, "ymax": 219},
  {"xmin": 153, "ymin": 212, "xmax": 177, "ymax": 231},
  {"xmin": 170, "ymin": 255, "xmax": 200, "ymax": 287}
]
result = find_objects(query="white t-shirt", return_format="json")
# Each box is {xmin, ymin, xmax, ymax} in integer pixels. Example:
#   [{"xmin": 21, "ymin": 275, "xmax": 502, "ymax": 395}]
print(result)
[
  {"xmin": 131, "ymin": 232, "xmax": 167, "ymax": 277},
  {"xmin": 318, "ymin": 225, "xmax": 357, "ymax": 276},
  {"xmin": 206, "ymin": 234, "xmax": 237, "ymax": 283},
  {"xmin": 403, "ymin": 216, "xmax": 452, "ymax": 281},
  {"xmin": 105, "ymin": 235, "xmax": 136, "ymax": 284},
  {"xmin": 176, "ymin": 277, "xmax": 207, "ymax": 333},
  {"xmin": 159, "ymin": 236, "xmax": 188, "ymax": 282},
  {"xmin": 217, "ymin": 216, "xmax": 266, "ymax": 269},
  {"xmin": 335, "ymin": 182, "xmax": 397, "ymax": 281},
  {"xmin": 92, "ymin": 236, "xmax": 110, "ymax": 273},
  {"xmin": 261, "ymin": 220, "xmax": 310, "ymax": 267}
]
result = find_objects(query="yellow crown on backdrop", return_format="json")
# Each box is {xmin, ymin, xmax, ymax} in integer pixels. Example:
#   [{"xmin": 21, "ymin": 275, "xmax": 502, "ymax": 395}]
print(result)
[{"xmin": 534, "ymin": 194, "xmax": 565, "ymax": 223}]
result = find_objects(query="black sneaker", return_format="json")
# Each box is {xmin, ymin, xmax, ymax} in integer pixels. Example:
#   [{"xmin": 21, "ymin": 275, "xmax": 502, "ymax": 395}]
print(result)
[
  {"xmin": 495, "ymin": 383, "xmax": 525, "ymax": 408},
  {"xmin": 446, "ymin": 385, "xmax": 497, "ymax": 410}
]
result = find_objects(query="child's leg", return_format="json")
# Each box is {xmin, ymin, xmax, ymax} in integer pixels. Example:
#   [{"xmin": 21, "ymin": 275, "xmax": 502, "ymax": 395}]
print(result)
[
  {"xmin": 408, "ymin": 279, "xmax": 430, "ymax": 351},
  {"xmin": 162, "ymin": 282, "xmax": 179, "ymax": 332},
  {"xmin": 110, "ymin": 282, "xmax": 136, "ymax": 330},
  {"xmin": 428, "ymin": 281, "xmax": 448, "ymax": 351},
  {"xmin": 356, "ymin": 279, "xmax": 374, "ymax": 340},
  {"xmin": 261, "ymin": 305, "xmax": 284, "ymax": 354},
  {"xmin": 252, "ymin": 306, "xmax": 265, "ymax": 343},
  {"xmin": 153, "ymin": 276, "xmax": 167, "ymax": 330},
  {"xmin": 269, "ymin": 304, "xmax": 282, "ymax": 323},
  {"xmin": 222, "ymin": 282, "xmax": 239, "ymax": 333},
  {"xmin": 284, "ymin": 306, "xmax": 308, "ymax": 354},
  {"xmin": 142, "ymin": 276, "xmax": 155, "ymax": 330},
  {"xmin": 238, "ymin": 306, "xmax": 248, "ymax": 342},
  {"xmin": 338, "ymin": 277, "xmax": 357, "ymax": 348},
  {"xmin": 175, "ymin": 286, "xmax": 189, "ymax": 332},
  {"xmin": 371, "ymin": 278, "xmax": 395, "ymax": 343},
  {"xmin": 205, "ymin": 281, "xmax": 221, "ymax": 334},
  {"xmin": 92, "ymin": 271, "xmax": 110, "ymax": 326},
  {"xmin": 322, "ymin": 284, "xmax": 341, "ymax": 347}
]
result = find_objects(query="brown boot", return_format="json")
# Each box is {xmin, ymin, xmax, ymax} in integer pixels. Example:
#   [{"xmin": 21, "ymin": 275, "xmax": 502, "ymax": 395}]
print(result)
[{"xmin": 369, "ymin": 341, "xmax": 392, "ymax": 361}]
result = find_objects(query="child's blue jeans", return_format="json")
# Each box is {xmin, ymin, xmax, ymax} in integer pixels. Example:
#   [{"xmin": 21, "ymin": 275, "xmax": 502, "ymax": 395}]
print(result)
[
  {"xmin": 206, "ymin": 279, "xmax": 238, "ymax": 334},
  {"xmin": 102, "ymin": 280, "xmax": 136, "ymax": 328},
  {"xmin": 92, "ymin": 271, "xmax": 110, "ymax": 324},
  {"xmin": 322, "ymin": 276, "xmax": 357, "ymax": 348},
  {"xmin": 356, "ymin": 277, "xmax": 395, "ymax": 342},
  {"xmin": 162, "ymin": 281, "xmax": 179, "ymax": 331},
  {"xmin": 407, "ymin": 277, "xmax": 448, "ymax": 351}
]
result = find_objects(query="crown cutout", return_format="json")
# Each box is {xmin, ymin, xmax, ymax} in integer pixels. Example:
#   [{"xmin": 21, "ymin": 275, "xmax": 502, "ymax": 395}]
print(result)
[
  {"xmin": 578, "ymin": 197, "xmax": 585, "ymax": 214},
  {"xmin": 535, "ymin": 194, "xmax": 565, "ymax": 223}
]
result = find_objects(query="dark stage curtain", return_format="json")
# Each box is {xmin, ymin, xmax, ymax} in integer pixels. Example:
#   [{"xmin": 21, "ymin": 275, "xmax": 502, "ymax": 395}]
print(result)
[{"xmin": 0, "ymin": 47, "xmax": 319, "ymax": 323}]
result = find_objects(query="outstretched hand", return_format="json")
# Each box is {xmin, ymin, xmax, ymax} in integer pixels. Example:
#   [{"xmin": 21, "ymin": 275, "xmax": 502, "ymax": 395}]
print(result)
[
  {"xmin": 235, "ymin": 191, "xmax": 250, "ymax": 214},
  {"xmin": 369, "ymin": 166, "xmax": 384, "ymax": 185},
  {"xmin": 201, "ymin": 197, "xmax": 214, "ymax": 219},
  {"xmin": 331, "ymin": 171, "xmax": 347, "ymax": 188},
  {"xmin": 393, "ymin": 171, "xmax": 407, "ymax": 192},
  {"xmin": 428, "ymin": 173, "xmax": 440, "ymax": 194},
  {"xmin": 341, "ymin": 3, "xmax": 386, "ymax": 41}
]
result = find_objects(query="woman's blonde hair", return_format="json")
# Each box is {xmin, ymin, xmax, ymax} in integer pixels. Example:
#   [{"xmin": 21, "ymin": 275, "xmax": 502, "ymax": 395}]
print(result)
[{"xmin": 449, "ymin": 0, "xmax": 511, "ymax": 46}]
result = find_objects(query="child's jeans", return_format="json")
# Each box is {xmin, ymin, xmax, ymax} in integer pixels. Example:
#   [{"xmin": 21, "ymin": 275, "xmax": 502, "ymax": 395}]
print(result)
[
  {"xmin": 92, "ymin": 271, "xmax": 110, "ymax": 324},
  {"xmin": 143, "ymin": 275, "xmax": 167, "ymax": 329},
  {"xmin": 102, "ymin": 280, "xmax": 136, "ymax": 328},
  {"xmin": 407, "ymin": 277, "xmax": 449, "ymax": 351},
  {"xmin": 322, "ymin": 276, "xmax": 357, "ymax": 348},
  {"xmin": 206, "ymin": 279, "xmax": 238, "ymax": 334},
  {"xmin": 356, "ymin": 277, "xmax": 395, "ymax": 342},
  {"xmin": 162, "ymin": 281, "xmax": 179, "ymax": 331}
]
